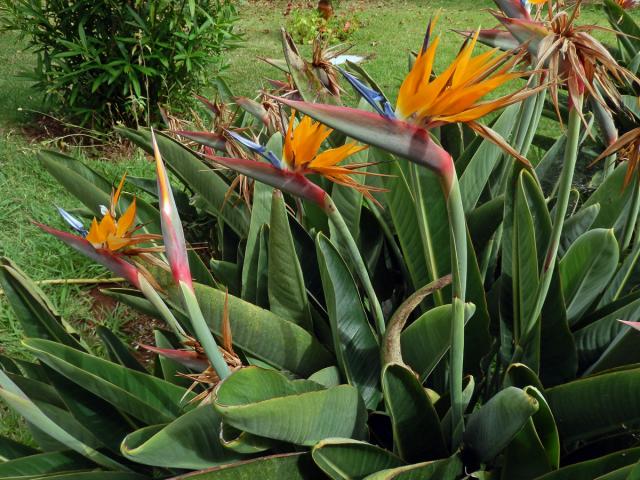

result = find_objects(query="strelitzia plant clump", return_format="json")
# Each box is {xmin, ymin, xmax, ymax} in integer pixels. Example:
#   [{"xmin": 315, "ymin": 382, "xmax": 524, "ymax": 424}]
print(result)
[{"xmin": 4, "ymin": 3, "xmax": 640, "ymax": 480}]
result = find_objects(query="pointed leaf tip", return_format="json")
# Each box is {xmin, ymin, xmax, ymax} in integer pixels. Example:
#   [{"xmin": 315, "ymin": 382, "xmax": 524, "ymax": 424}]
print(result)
[{"xmin": 151, "ymin": 129, "xmax": 193, "ymax": 289}]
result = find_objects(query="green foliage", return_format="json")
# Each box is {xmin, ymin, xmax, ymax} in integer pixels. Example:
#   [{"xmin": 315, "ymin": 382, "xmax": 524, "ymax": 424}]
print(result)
[
  {"xmin": 0, "ymin": 0, "xmax": 240, "ymax": 129},
  {"xmin": 287, "ymin": 7, "xmax": 360, "ymax": 45}
]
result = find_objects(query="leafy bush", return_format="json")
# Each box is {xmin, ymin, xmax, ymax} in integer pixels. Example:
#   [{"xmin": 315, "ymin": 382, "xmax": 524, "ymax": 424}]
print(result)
[
  {"xmin": 287, "ymin": 7, "xmax": 360, "ymax": 44},
  {"xmin": 3, "ymin": 2, "xmax": 640, "ymax": 480},
  {"xmin": 0, "ymin": 0, "xmax": 240, "ymax": 129}
]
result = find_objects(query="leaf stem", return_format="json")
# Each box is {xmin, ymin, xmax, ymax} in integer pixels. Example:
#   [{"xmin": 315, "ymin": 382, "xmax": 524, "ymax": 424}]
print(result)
[
  {"xmin": 138, "ymin": 274, "xmax": 188, "ymax": 338},
  {"xmin": 180, "ymin": 281, "xmax": 231, "ymax": 380},
  {"xmin": 443, "ymin": 171, "xmax": 468, "ymax": 448},
  {"xmin": 324, "ymin": 195, "xmax": 386, "ymax": 335}
]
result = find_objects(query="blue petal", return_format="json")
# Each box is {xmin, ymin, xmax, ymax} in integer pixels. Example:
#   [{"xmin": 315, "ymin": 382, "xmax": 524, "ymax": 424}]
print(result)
[
  {"xmin": 421, "ymin": 18, "xmax": 434, "ymax": 55},
  {"xmin": 338, "ymin": 68, "xmax": 396, "ymax": 119},
  {"xmin": 56, "ymin": 206, "xmax": 88, "ymax": 236},
  {"xmin": 226, "ymin": 130, "xmax": 283, "ymax": 169}
]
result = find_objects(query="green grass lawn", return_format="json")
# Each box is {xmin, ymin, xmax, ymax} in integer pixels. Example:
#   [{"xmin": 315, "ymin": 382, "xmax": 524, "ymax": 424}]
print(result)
[
  {"xmin": 0, "ymin": 0, "xmax": 638, "ymax": 441},
  {"xmin": 224, "ymin": 0, "xmax": 623, "ymax": 99}
]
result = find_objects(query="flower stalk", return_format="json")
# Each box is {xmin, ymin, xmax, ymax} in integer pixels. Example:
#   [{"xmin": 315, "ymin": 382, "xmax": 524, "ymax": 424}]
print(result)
[
  {"xmin": 517, "ymin": 93, "xmax": 584, "ymax": 355},
  {"xmin": 442, "ymin": 167, "xmax": 468, "ymax": 447},
  {"xmin": 152, "ymin": 130, "xmax": 231, "ymax": 381}
]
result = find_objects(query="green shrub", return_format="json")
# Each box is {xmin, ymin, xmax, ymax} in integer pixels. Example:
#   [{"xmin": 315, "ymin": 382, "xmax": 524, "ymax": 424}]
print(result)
[
  {"xmin": 0, "ymin": 0, "xmax": 241, "ymax": 129},
  {"xmin": 287, "ymin": 7, "xmax": 360, "ymax": 45}
]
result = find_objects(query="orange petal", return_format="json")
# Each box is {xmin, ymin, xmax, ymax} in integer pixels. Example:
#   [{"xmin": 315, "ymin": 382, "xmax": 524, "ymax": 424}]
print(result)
[
  {"xmin": 86, "ymin": 218, "xmax": 104, "ymax": 246},
  {"xmin": 116, "ymin": 198, "xmax": 137, "ymax": 237},
  {"xmin": 310, "ymin": 143, "xmax": 368, "ymax": 169},
  {"xmin": 291, "ymin": 116, "xmax": 332, "ymax": 169},
  {"xmin": 106, "ymin": 235, "xmax": 132, "ymax": 252},
  {"xmin": 99, "ymin": 212, "xmax": 117, "ymax": 239},
  {"xmin": 283, "ymin": 110, "xmax": 296, "ymax": 167},
  {"xmin": 111, "ymin": 173, "xmax": 127, "ymax": 217}
]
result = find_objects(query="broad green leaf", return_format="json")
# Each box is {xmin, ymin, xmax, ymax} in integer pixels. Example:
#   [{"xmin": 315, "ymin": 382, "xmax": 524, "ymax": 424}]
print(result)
[
  {"xmin": 308, "ymin": 366, "xmax": 341, "ymax": 388},
  {"xmin": 39, "ymin": 151, "xmax": 111, "ymax": 216},
  {"xmin": 21, "ymin": 473, "xmax": 148, "ymax": 480},
  {"xmin": 5, "ymin": 372, "xmax": 64, "ymax": 409},
  {"xmin": 539, "ymin": 268, "xmax": 577, "ymax": 386},
  {"xmin": 254, "ymin": 219, "xmax": 270, "ymax": 308},
  {"xmin": 316, "ymin": 233, "xmax": 381, "ymax": 409},
  {"xmin": 623, "ymin": 95, "xmax": 640, "ymax": 120},
  {"xmin": 242, "ymin": 134, "xmax": 278, "ymax": 302},
  {"xmin": 400, "ymin": 303, "xmax": 476, "ymax": 382},
  {"xmin": 514, "ymin": 169, "xmax": 554, "ymax": 372},
  {"xmin": 501, "ymin": 418, "xmax": 551, "ymax": 479},
  {"xmin": 0, "ymin": 436, "xmax": 38, "ymax": 461},
  {"xmin": 188, "ymin": 283, "xmax": 332, "ymax": 375},
  {"xmin": 0, "ymin": 371, "xmax": 127, "ymax": 471},
  {"xmin": 42, "ymin": 366, "xmax": 133, "ymax": 454},
  {"xmin": 382, "ymin": 364, "xmax": 446, "ymax": 462},
  {"xmin": 501, "ymin": 387, "xmax": 559, "ymax": 479},
  {"xmin": 460, "ymin": 104, "xmax": 519, "ymax": 211},
  {"xmin": 10, "ymin": 374, "xmax": 112, "ymax": 453},
  {"xmin": 0, "ymin": 258, "xmax": 84, "ymax": 351},
  {"xmin": 559, "ymin": 229, "xmax": 619, "ymax": 324},
  {"xmin": 559, "ymin": 204, "xmax": 600, "ymax": 256},
  {"xmin": 513, "ymin": 170, "xmax": 540, "ymax": 359},
  {"xmin": 467, "ymin": 195, "xmax": 504, "ymax": 254},
  {"xmin": 210, "ymin": 259, "xmax": 241, "ymax": 295},
  {"xmin": 362, "ymin": 455, "xmax": 463, "ymax": 480},
  {"xmin": 117, "ymin": 128, "xmax": 249, "ymax": 237},
  {"xmin": 464, "ymin": 230, "xmax": 493, "ymax": 377},
  {"xmin": 574, "ymin": 296, "xmax": 640, "ymax": 369},
  {"xmin": 535, "ymin": 134, "xmax": 567, "ymax": 195},
  {"xmin": 169, "ymin": 452, "xmax": 320, "ymax": 480},
  {"xmin": 24, "ymin": 338, "xmax": 194, "ymax": 425},
  {"xmin": 121, "ymin": 405, "xmax": 244, "ymax": 469},
  {"xmin": 504, "ymin": 363, "xmax": 544, "ymax": 391},
  {"xmin": 214, "ymin": 367, "xmax": 367, "ymax": 446},
  {"xmin": 581, "ymin": 163, "xmax": 634, "ymax": 237},
  {"xmin": 463, "ymin": 386, "xmax": 539, "ymax": 463},
  {"xmin": 603, "ymin": 0, "xmax": 640, "ymax": 60},
  {"xmin": 413, "ymin": 164, "xmax": 451, "ymax": 298},
  {"xmin": 268, "ymin": 190, "xmax": 312, "ymax": 331},
  {"xmin": 599, "ymin": 241, "xmax": 640, "ymax": 307},
  {"xmin": 526, "ymin": 387, "xmax": 560, "ymax": 470},
  {"xmin": 546, "ymin": 368, "xmax": 640, "ymax": 443},
  {"xmin": 535, "ymin": 447, "xmax": 640, "ymax": 480},
  {"xmin": 312, "ymin": 439, "xmax": 405, "ymax": 480},
  {"xmin": 0, "ymin": 451, "xmax": 91, "ymax": 477},
  {"xmin": 220, "ymin": 424, "xmax": 276, "ymax": 454},
  {"xmin": 374, "ymin": 152, "xmax": 429, "ymax": 290},
  {"xmin": 0, "ymin": 356, "xmax": 20, "ymax": 375},
  {"xmin": 96, "ymin": 326, "xmax": 145, "ymax": 373},
  {"xmin": 585, "ymin": 326, "xmax": 640, "ymax": 375}
]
